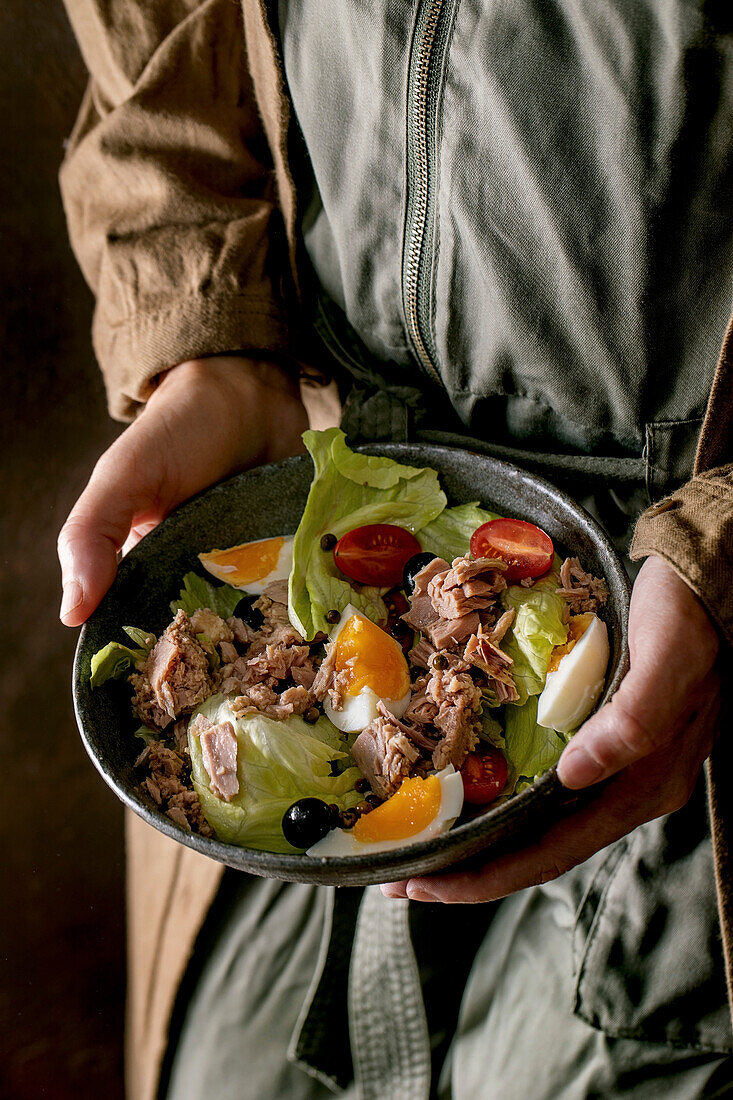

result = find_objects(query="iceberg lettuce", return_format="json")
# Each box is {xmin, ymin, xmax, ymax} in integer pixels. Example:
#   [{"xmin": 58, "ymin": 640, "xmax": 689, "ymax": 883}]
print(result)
[
  {"xmin": 501, "ymin": 570, "xmax": 568, "ymax": 705},
  {"xmin": 170, "ymin": 572, "xmax": 243, "ymax": 618},
  {"xmin": 418, "ymin": 502, "xmax": 500, "ymax": 562},
  {"xmin": 288, "ymin": 428, "xmax": 447, "ymax": 639},
  {"xmin": 188, "ymin": 695, "xmax": 362, "ymax": 852},
  {"xmin": 503, "ymin": 696, "xmax": 569, "ymax": 791}
]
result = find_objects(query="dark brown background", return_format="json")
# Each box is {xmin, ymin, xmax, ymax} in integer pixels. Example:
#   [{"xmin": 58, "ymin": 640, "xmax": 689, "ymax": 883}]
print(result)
[{"xmin": 2, "ymin": 6, "xmax": 126, "ymax": 1098}]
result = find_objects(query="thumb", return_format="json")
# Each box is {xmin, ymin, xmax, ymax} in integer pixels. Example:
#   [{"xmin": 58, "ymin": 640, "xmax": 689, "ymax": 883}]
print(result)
[
  {"xmin": 558, "ymin": 555, "xmax": 719, "ymax": 789},
  {"xmin": 57, "ymin": 446, "xmax": 167, "ymax": 627}
]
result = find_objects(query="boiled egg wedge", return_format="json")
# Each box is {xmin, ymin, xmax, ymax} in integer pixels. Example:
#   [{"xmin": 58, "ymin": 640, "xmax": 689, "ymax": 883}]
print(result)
[
  {"xmin": 306, "ymin": 766, "xmax": 464, "ymax": 857},
  {"xmin": 198, "ymin": 535, "xmax": 293, "ymax": 595},
  {"xmin": 323, "ymin": 605, "xmax": 411, "ymax": 733},
  {"xmin": 537, "ymin": 612, "xmax": 609, "ymax": 734}
]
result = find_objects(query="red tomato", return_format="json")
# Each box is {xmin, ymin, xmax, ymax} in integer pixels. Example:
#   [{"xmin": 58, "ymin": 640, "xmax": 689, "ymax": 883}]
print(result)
[
  {"xmin": 460, "ymin": 748, "xmax": 509, "ymax": 805},
  {"xmin": 470, "ymin": 518, "xmax": 553, "ymax": 582},
  {"xmin": 333, "ymin": 524, "xmax": 423, "ymax": 587}
]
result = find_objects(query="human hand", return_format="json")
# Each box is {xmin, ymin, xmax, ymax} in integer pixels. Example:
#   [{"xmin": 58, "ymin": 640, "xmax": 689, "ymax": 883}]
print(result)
[
  {"xmin": 382, "ymin": 555, "xmax": 721, "ymax": 903},
  {"xmin": 58, "ymin": 356, "xmax": 308, "ymax": 626}
]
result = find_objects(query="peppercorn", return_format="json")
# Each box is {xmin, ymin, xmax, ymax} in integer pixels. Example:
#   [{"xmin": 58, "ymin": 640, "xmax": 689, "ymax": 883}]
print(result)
[
  {"xmin": 365, "ymin": 793, "xmax": 381, "ymax": 807},
  {"xmin": 355, "ymin": 778, "xmax": 370, "ymax": 793},
  {"xmin": 328, "ymin": 803, "xmax": 341, "ymax": 826},
  {"xmin": 339, "ymin": 809, "xmax": 359, "ymax": 829},
  {"xmin": 432, "ymin": 653, "xmax": 449, "ymax": 670},
  {"xmin": 355, "ymin": 801, "xmax": 372, "ymax": 815},
  {"xmin": 320, "ymin": 532, "xmax": 337, "ymax": 551},
  {"xmin": 303, "ymin": 706, "xmax": 320, "ymax": 724},
  {"xmin": 325, "ymin": 609, "xmax": 340, "ymax": 625}
]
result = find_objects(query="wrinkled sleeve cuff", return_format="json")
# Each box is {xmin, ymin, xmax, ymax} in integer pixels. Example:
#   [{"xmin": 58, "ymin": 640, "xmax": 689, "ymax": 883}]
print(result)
[
  {"xmin": 93, "ymin": 291, "xmax": 294, "ymax": 420},
  {"xmin": 630, "ymin": 465, "xmax": 733, "ymax": 647}
]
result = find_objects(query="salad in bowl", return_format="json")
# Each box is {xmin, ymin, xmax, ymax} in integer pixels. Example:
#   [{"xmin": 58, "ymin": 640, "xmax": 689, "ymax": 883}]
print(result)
[{"xmin": 85, "ymin": 429, "xmax": 615, "ymax": 863}]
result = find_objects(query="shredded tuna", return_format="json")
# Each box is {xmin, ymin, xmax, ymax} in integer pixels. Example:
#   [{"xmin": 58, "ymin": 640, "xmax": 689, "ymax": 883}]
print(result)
[
  {"xmin": 351, "ymin": 706, "xmax": 422, "ymax": 798},
  {"xmin": 484, "ymin": 608, "xmax": 516, "ymax": 646},
  {"xmin": 424, "ymin": 655, "xmax": 483, "ymax": 770},
  {"xmin": 401, "ymin": 557, "xmax": 450, "ymax": 637},
  {"xmin": 219, "ymin": 640, "xmax": 239, "ymax": 664},
  {"xmin": 253, "ymin": 588, "xmax": 304, "ymax": 647},
  {"xmin": 131, "ymin": 610, "xmax": 211, "ymax": 729},
  {"xmin": 310, "ymin": 642, "xmax": 349, "ymax": 710},
  {"xmin": 464, "ymin": 631, "xmax": 519, "ymax": 704},
  {"xmin": 556, "ymin": 557, "xmax": 609, "ymax": 613},
  {"xmin": 135, "ymin": 737, "xmax": 212, "ymax": 836},
  {"xmin": 189, "ymin": 609, "xmax": 234, "ymax": 646},
  {"xmin": 228, "ymin": 616, "xmax": 256, "ymax": 646},
  {"xmin": 194, "ymin": 715, "xmax": 240, "ymax": 802},
  {"xmin": 429, "ymin": 557, "xmax": 507, "ymax": 620},
  {"xmin": 408, "ymin": 637, "xmax": 437, "ymax": 670},
  {"xmin": 231, "ymin": 683, "xmax": 312, "ymax": 721},
  {"xmin": 429, "ymin": 611, "xmax": 481, "ymax": 649}
]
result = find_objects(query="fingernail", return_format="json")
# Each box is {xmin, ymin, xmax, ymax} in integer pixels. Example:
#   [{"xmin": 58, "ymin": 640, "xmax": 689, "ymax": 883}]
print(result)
[
  {"xmin": 406, "ymin": 882, "xmax": 439, "ymax": 903},
  {"xmin": 559, "ymin": 746, "xmax": 604, "ymax": 788},
  {"xmin": 380, "ymin": 881, "xmax": 408, "ymax": 899},
  {"xmin": 60, "ymin": 579, "xmax": 84, "ymax": 622}
]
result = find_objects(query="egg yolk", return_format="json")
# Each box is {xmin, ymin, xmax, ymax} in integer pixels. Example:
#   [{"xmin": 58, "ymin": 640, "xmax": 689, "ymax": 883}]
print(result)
[
  {"xmin": 334, "ymin": 614, "xmax": 410, "ymax": 700},
  {"xmin": 547, "ymin": 612, "xmax": 593, "ymax": 673},
  {"xmin": 353, "ymin": 775, "xmax": 442, "ymax": 842},
  {"xmin": 199, "ymin": 537, "xmax": 284, "ymax": 586}
]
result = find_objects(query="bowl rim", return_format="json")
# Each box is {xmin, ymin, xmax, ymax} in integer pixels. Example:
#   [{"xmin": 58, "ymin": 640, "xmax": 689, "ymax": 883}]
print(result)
[{"xmin": 73, "ymin": 441, "xmax": 631, "ymax": 883}]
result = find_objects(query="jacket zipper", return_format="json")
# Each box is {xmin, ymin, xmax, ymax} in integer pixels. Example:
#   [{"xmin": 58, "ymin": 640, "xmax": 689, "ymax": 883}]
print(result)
[{"xmin": 402, "ymin": 0, "xmax": 455, "ymax": 389}]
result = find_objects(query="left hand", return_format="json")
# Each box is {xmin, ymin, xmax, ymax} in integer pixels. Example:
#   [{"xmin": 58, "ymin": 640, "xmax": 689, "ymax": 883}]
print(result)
[{"xmin": 381, "ymin": 555, "xmax": 721, "ymax": 904}]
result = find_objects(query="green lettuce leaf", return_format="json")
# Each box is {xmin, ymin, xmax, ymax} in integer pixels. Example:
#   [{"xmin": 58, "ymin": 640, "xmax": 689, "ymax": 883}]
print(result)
[
  {"xmin": 90, "ymin": 640, "xmax": 147, "ymax": 687},
  {"xmin": 503, "ymin": 696, "xmax": 569, "ymax": 790},
  {"xmin": 170, "ymin": 572, "xmax": 243, "ymax": 619},
  {"xmin": 188, "ymin": 695, "xmax": 362, "ymax": 852},
  {"xmin": 288, "ymin": 428, "xmax": 447, "ymax": 639},
  {"xmin": 122, "ymin": 626, "xmax": 155, "ymax": 652},
  {"xmin": 418, "ymin": 502, "xmax": 501, "ymax": 562},
  {"xmin": 501, "ymin": 571, "xmax": 568, "ymax": 705}
]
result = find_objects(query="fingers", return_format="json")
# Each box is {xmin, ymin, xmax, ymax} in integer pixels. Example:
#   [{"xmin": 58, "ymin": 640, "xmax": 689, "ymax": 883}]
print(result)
[
  {"xmin": 383, "ymin": 686, "xmax": 719, "ymax": 904},
  {"xmin": 58, "ymin": 444, "xmax": 166, "ymax": 626},
  {"xmin": 558, "ymin": 557, "xmax": 720, "ymax": 790}
]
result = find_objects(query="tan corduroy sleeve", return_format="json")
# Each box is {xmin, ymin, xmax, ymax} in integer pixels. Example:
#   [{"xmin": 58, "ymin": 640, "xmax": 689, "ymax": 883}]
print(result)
[
  {"xmin": 61, "ymin": 0, "xmax": 294, "ymax": 420},
  {"xmin": 630, "ymin": 465, "xmax": 733, "ymax": 645},
  {"xmin": 630, "ymin": 311, "xmax": 733, "ymax": 645}
]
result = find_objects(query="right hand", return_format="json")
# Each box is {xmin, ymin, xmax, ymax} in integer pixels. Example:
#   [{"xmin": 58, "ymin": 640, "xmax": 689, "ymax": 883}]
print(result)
[{"xmin": 57, "ymin": 356, "xmax": 309, "ymax": 627}]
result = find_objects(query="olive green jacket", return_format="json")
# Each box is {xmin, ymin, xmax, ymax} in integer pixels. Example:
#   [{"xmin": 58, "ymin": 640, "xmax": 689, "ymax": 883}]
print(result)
[{"xmin": 59, "ymin": 2, "xmax": 733, "ymax": 1098}]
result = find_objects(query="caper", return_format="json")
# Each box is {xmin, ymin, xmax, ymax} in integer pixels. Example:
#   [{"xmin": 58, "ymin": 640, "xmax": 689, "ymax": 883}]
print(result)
[
  {"xmin": 320, "ymin": 533, "xmax": 337, "ymax": 551},
  {"xmin": 339, "ymin": 809, "xmax": 359, "ymax": 830},
  {"xmin": 432, "ymin": 653, "xmax": 449, "ymax": 670}
]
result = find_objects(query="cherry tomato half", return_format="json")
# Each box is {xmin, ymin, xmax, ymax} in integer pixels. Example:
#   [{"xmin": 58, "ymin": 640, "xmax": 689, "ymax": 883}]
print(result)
[
  {"xmin": 333, "ymin": 524, "xmax": 423, "ymax": 587},
  {"xmin": 460, "ymin": 747, "xmax": 509, "ymax": 805},
  {"xmin": 469, "ymin": 518, "xmax": 554, "ymax": 583}
]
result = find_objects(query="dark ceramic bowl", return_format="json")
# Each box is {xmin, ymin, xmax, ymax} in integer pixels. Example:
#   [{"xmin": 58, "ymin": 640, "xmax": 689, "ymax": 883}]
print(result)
[{"xmin": 73, "ymin": 443, "xmax": 630, "ymax": 885}]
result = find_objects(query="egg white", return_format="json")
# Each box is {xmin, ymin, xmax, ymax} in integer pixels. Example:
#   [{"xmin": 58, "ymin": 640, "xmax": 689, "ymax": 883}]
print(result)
[
  {"xmin": 199, "ymin": 536, "xmax": 293, "ymax": 595},
  {"xmin": 323, "ymin": 604, "xmax": 411, "ymax": 733},
  {"xmin": 537, "ymin": 613, "xmax": 609, "ymax": 734},
  {"xmin": 305, "ymin": 766, "xmax": 464, "ymax": 857}
]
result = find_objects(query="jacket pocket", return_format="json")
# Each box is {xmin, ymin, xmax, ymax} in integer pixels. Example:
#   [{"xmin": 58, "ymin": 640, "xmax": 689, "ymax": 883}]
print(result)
[
  {"xmin": 645, "ymin": 418, "xmax": 704, "ymax": 502},
  {"xmin": 572, "ymin": 784, "xmax": 733, "ymax": 1054}
]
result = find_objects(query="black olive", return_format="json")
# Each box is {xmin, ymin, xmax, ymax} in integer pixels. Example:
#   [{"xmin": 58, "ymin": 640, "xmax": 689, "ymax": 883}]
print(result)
[
  {"xmin": 402, "ymin": 552, "xmax": 437, "ymax": 596},
  {"xmin": 320, "ymin": 532, "xmax": 337, "ymax": 551},
  {"xmin": 282, "ymin": 798, "xmax": 333, "ymax": 849},
  {"xmin": 234, "ymin": 594, "xmax": 264, "ymax": 630}
]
